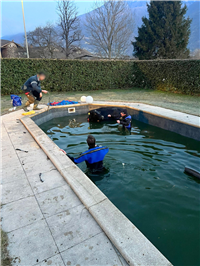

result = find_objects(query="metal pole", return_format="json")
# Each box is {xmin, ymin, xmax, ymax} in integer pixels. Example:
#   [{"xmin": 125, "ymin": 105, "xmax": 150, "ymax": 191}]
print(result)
[{"xmin": 21, "ymin": 0, "xmax": 29, "ymax": 58}]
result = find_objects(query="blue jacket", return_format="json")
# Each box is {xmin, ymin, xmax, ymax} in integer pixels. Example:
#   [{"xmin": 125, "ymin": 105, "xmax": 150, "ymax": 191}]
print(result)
[
  {"xmin": 119, "ymin": 115, "xmax": 132, "ymax": 129},
  {"xmin": 22, "ymin": 75, "xmax": 42, "ymax": 93},
  {"xmin": 68, "ymin": 146, "xmax": 109, "ymax": 172}
]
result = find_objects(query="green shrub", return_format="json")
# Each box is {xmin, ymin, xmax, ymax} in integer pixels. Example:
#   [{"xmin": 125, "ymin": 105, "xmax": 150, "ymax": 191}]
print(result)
[{"xmin": 1, "ymin": 58, "xmax": 200, "ymax": 95}]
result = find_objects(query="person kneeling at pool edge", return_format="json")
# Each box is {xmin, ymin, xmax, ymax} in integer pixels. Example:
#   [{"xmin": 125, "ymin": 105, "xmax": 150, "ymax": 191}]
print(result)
[
  {"xmin": 60, "ymin": 135, "xmax": 109, "ymax": 173},
  {"xmin": 21, "ymin": 71, "xmax": 48, "ymax": 112},
  {"xmin": 108, "ymin": 109, "xmax": 131, "ymax": 129}
]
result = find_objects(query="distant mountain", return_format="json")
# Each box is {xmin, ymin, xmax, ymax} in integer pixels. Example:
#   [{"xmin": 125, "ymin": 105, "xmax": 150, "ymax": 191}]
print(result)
[
  {"xmin": 186, "ymin": 1, "xmax": 200, "ymax": 51},
  {"xmin": 2, "ymin": 32, "xmax": 24, "ymax": 46},
  {"xmin": 2, "ymin": 1, "xmax": 199, "ymax": 56}
]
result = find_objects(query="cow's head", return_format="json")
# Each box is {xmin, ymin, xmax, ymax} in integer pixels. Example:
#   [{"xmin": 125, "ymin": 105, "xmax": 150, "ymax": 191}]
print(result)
[{"xmin": 87, "ymin": 110, "xmax": 104, "ymax": 122}]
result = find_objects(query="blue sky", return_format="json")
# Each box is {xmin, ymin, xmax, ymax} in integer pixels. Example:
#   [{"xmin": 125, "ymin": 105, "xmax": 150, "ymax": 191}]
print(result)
[
  {"xmin": 1, "ymin": 0, "xmax": 97, "ymax": 37},
  {"xmin": 1, "ymin": 1, "xmax": 196, "ymax": 38}
]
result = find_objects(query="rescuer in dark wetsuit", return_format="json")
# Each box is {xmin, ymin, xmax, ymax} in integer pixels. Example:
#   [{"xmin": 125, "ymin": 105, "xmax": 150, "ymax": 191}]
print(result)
[
  {"xmin": 108, "ymin": 109, "xmax": 132, "ymax": 129},
  {"xmin": 60, "ymin": 135, "xmax": 109, "ymax": 173}
]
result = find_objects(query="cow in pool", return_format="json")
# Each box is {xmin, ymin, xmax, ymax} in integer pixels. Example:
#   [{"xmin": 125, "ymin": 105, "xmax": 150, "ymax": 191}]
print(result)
[{"xmin": 87, "ymin": 107, "xmax": 124, "ymax": 122}]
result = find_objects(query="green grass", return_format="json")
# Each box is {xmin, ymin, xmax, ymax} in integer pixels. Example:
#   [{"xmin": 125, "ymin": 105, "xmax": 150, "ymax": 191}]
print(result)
[
  {"xmin": 0, "ymin": 204, "xmax": 12, "ymax": 266},
  {"xmin": 1, "ymin": 88, "xmax": 200, "ymax": 116}
]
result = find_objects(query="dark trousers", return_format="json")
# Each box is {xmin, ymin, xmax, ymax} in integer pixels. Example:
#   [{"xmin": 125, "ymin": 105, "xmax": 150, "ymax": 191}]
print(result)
[{"xmin": 32, "ymin": 90, "xmax": 42, "ymax": 101}]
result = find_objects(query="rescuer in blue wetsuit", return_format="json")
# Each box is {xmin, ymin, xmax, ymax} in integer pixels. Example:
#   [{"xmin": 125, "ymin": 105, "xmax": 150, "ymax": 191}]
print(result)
[
  {"xmin": 108, "ymin": 109, "xmax": 131, "ymax": 129},
  {"xmin": 60, "ymin": 135, "xmax": 109, "ymax": 173}
]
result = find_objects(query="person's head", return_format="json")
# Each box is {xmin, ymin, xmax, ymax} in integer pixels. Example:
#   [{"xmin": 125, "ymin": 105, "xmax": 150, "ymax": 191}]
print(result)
[
  {"xmin": 37, "ymin": 71, "xmax": 46, "ymax": 81},
  {"xmin": 87, "ymin": 135, "xmax": 96, "ymax": 149},
  {"xmin": 120, "ymin": 109, "xmax": 127, "ymax": 117}
]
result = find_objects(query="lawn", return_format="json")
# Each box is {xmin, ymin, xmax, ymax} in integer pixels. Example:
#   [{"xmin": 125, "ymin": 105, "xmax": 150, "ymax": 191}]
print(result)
[
  {"xmin": 0, "ymin": 203, "xmax": 12, "ymax": 266},
  {"xmin": 1, "ymin": 88, "xmax": 200, "ymax": 116}
]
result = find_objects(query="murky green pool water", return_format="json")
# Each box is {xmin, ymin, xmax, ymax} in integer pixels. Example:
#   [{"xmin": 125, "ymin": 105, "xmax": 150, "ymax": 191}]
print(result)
[{"xmin": 40, "ymin": 114, "xmax": 200, "ymax": 266}]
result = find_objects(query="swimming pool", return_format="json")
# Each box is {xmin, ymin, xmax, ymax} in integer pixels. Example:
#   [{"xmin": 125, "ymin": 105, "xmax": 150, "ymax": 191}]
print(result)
[{"xmin": 40, "ymin": 113, "xmax": 200, "ymax": 266}]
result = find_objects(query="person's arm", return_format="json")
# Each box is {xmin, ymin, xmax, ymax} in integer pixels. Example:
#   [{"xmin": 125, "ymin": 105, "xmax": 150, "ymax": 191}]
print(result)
[
  {"xmin": 72, "ymin": 154, "xmax": 88, "ymax": 164},
  {"xmin": 117, "ymin": 117, "xmax": 131, "ymax": 127},
  {"xmin": 60, "ymin": 149, "xmax": 86, "ymax": 164},
  {"xmin": 31, "ymin": 81, "xmax": 42, "ymax": 93},
  {"xmin": 108, "ymin": 114, "xmax": 120, "ymax": 120},
  {"xmin": 67, "ymin": 154, "xmax": 76, "ymax": 163}
]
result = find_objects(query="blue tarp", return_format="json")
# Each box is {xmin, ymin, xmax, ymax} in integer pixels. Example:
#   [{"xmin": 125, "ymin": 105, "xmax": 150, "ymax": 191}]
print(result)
[{"xmin": 48, "ymin": 100, "xmax": 79, "ymax": 106}]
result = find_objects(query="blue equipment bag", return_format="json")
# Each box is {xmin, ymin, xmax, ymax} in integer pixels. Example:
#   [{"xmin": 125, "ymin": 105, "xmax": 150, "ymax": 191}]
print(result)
[{"xmin": 10, "ymin": 95, "xmax": 22, "ymax": 107}]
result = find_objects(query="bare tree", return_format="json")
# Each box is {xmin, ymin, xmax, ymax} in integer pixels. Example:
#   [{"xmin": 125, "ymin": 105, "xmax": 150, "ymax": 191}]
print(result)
[
  {"xmin": 27, "ymin": 23, "xmax": 61, "ymax": 58},
  {"xmin": 85, "ymin": 0, "xmax": 135, "ymax": 59},
  {"xmin": 57, "ymin": 0, "xmax": 82, "ymax": 58}
]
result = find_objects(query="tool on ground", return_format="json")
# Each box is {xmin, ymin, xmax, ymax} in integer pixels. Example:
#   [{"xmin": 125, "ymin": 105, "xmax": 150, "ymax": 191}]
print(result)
[
  {"xmin": 16, "ymin": 148, "xmax": 28, "ymax": 153},
  {"xmin": 39, "ymin": 173, "xmax": 44, "ymax": 182}
]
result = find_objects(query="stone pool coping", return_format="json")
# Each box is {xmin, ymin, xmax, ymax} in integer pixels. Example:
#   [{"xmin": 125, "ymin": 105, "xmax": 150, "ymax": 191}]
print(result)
[
  {"xmin": 19, "ymin": 102, "xmax": 176, "ymax": 266},
  {"xmin": 91, "ymin": 101, "xmax": 200, "ymax": 128},
  {"xmin": 89, "ymin": 102, "xmax": 200, "ymax": 141}
]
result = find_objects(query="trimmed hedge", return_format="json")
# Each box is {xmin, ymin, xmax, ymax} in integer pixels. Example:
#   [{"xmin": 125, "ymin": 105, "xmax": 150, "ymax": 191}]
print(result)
[{"xmin": 1, "ymin": 58, "xmax": 200, "ymax": 95}]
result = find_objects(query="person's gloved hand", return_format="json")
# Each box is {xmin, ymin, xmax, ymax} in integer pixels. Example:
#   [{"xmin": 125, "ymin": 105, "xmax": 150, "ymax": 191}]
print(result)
[
  {"xmin": 117, "ymin": 120, "xmax": 120, "ymax": 124},
  {"xmin": 60, "ymin": 149, "xmax": 66, "ymax": 155},
  {"xmin": 108, "ymin": 114, "xmax": 111, "ymax": 117},
  {"xmin": 40, "ymin": 92, "xmax": 43, "ymax": 98}
]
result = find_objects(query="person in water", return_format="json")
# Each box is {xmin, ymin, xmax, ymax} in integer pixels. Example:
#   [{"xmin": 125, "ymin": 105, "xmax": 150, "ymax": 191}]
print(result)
[
  {"xmin": 108, "ymin": 109, "xmax": 131, "ymax": 129},
  {"xmin": 60, "ymin": 135, "xmax": 109, "ymax": 173}
]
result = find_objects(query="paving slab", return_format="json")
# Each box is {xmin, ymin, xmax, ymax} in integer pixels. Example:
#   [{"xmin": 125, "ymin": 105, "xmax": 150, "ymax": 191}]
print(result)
[
  {"xmin": 36, "ymin": 185, "xmax": 81, "ymax": 218},
  {"xmin": 2, "ymin": 154, "xmax": 21, "ymax": 169},
  {"xmin": 19, "ymin": 149, "xmax": 49, "ymax": 165},
  {"xmin": 61, "ymin": 232, "xmax": 123, "ymax": 266},
  {"xmin": 2, "ymin": 196, "xmax": 43, "ymax": 232},
  {"xmin": 1, "ymin": 164, "xmax": 27, "ymax": 185},
  {"xmin": 8, "ymin": 131, "xmax": 34, "ymax": 145},
  {"xmin": 1, "ymin": 129, "xmax": 11, "ymax": 143},
  {"xmin": 1, "ymin": 150, "xmax": 19, "ymax": 161},
  {"xmin": 1, "ymin": 136, "xmax": 13, "ymax": 149},
  {"xmin": 46, "ymin": 204, "xmax": 102, "ymax": 252},
  {"xmin": 2, "ymin": 178, "xmax": 33, "ymax": 204},
  {"xmin": 15, "ymin": 141, "xmax": 41, "ymax": 158},
  {"xmin": 27, "ymin": 169, "xmax": 67, "ymax": 194},
  {"xmin": 22, "ymin": 157, "xmax": 56, "ymax": 176},
  {"xmin": 5, "ymin": 123, "xmax": 28, "ymax": 133},
  {"xmin": 6, "ymin": 220, "xmax": 59, "ymax": 265},
  {"xmin": 35, "ymin": 254, "xmax": 65, "ymax": 266},
  {"xmin": 17, "ymin": 149, "xmax": 45, "ymax": 162},
  {"xmin": 2, "ymin": 143, "xmax": 17, "ymax": 157},
  {"xmin": 2, "ymin": 118, "xmax": 23, "ymax": 128}
]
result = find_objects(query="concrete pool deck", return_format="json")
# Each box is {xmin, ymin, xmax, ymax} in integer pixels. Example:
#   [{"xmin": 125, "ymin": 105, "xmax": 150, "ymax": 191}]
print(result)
[
  {"xmin": 1, "ymin": 108, "xmax": 129, "ymax": 265},
  {"xmin": 2, "ymin": 100, "xmax": 198, "ymax": 266}
]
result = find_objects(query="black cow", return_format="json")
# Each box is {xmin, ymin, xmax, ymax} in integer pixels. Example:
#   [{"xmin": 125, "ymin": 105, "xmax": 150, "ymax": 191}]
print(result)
[{"xmin": 87, "ymin": 107, "xmax": 123, "ymax": 122}]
